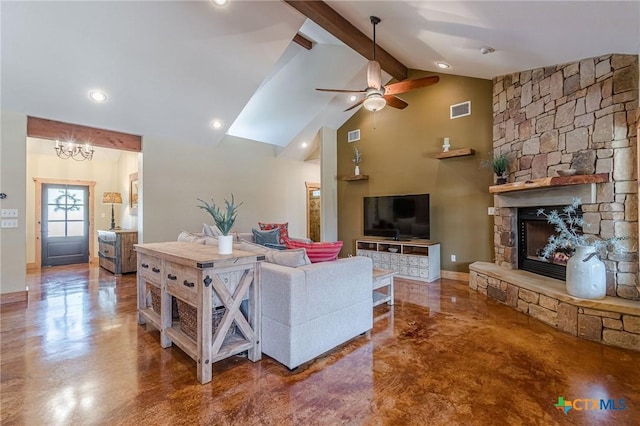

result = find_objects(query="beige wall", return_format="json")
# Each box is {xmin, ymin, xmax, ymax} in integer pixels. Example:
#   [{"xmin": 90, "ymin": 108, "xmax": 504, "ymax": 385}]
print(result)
[
  {"xmin": 1, "ymin": 111, "xmax": 27, "ymax": 294},
  {"xmin": 337, "ymin": 70, "xmax": 494, "ymax": 272},
  {"xmin": 25, "ymin": 137, "xmax": 139, "ymax": 263},
  {"xmin": 141, "ymin": 134, "xmax": 320, "ymax": 244}
]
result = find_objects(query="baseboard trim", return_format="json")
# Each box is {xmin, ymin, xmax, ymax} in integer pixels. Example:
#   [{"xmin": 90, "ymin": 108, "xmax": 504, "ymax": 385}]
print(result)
[
  {"xmin": 441, "ymin": 270, "xmax": 470, "ymax": 282},
  {"xmin": 26, "ymin": 262, "xmax": 37, "ymax": 270},
  {"xmin": 0, "ymin": 290, "xmax": 28, "ymax": 306}
]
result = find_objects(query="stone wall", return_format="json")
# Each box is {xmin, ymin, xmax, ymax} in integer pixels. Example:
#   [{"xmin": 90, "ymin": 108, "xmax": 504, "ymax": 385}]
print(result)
[{"xmin": 491, "ymin": 54, "xmax": 639, "ymax": 300}]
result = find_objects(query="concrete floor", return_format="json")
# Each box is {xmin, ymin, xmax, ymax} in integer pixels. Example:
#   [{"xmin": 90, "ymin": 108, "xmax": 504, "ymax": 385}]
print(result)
[{"xmin": 1, "ymin": 264, "xmax": 638, "ymax": 425}]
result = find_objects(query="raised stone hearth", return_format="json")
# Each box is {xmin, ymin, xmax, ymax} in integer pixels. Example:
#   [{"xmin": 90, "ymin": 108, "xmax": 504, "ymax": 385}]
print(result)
[{"xmin": 470, "ymin": 262, "xmax": 640, "ymax": 351}]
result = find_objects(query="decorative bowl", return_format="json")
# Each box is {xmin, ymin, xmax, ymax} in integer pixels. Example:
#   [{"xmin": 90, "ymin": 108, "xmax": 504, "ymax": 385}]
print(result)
[
  {"xmin": 557, "ymin": 169, "xmax": 577, "ymax": 177},
  {"xmin": 388, "ymin": 248, "xmax": 399, "ymax": 253}
]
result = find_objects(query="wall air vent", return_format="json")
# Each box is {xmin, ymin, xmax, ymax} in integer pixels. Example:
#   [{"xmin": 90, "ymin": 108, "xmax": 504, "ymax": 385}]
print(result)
[
  {"xmin": 450, "ymin": 101, "xmax": 471, "ymax": 119},
  {"xmin": 347, "ymin": 129, "xmax": 360, "ymax": 143}
]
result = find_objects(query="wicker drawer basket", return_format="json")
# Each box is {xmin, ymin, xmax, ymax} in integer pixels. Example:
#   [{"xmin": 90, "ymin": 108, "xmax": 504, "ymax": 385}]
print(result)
[
  {"xmin": 175, "ymin": 298, "xmax": 237, "ymax": 342},
  {"xmin": 148, "ymin": 285, "xmax": 179, "ymax": 319}
]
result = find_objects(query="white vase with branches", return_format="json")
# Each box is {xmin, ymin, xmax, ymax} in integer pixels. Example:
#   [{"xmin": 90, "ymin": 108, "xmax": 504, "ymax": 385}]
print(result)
[
  {"xmin": 537, "ymin": 198, "xmax": 624, "ymax": 299},
  {"xmin": 352, "ymin": 147, "xmax": 362, "ymax": 176}
]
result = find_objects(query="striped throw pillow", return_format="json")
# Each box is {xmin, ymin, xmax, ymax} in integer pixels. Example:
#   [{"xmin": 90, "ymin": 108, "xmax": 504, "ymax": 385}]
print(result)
[{"xmin": 284, "ymin": 239, "xmax": 343, "ymax": 263}]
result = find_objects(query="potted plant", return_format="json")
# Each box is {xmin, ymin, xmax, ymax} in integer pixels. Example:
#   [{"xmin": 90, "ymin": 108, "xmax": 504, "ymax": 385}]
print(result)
[
  {"xmin": 487, "ymin": 152, "xmax": 508, "ymax": 184},
  {"xmin": 197, "ymin": 194, "xmax": 242, "ymax": 255},
  {"xmin": 352, "ymin": 147, "xmax": 362, "ymax": 176},
  {"xmin": 537, "ymin": 198, "xmax": 624, "ymax": 299}
]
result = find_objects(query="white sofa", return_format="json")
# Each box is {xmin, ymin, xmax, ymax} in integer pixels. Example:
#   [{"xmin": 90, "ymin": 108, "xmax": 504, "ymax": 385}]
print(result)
[
  {"xmin": 236, "ymin": 232, "xmax": 374, "ymax": 369},
  {"xmin": 260, "ymin": 256, "xmax": 373, "ymax": 369},
  {"xmin": 178, "ymin": 231, "xmax": 374, "ymax": 369}
]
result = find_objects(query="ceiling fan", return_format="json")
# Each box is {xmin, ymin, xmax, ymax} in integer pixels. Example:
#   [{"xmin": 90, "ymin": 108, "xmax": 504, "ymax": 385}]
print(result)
[{"xmin": 316, "ymin": 16, "xmax": 440, "ymax": 112}]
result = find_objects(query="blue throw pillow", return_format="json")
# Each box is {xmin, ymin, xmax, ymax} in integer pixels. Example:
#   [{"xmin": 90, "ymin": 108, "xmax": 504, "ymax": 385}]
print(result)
[{"xmin": 252, "ymin": 228, "xmax": 280, "ymax": 246}]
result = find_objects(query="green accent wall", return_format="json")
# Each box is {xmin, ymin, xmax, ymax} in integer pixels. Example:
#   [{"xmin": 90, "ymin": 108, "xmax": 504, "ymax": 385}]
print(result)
[{"xmin": 337, "ymin": 70, "xmax": 494, "ymax": 273}]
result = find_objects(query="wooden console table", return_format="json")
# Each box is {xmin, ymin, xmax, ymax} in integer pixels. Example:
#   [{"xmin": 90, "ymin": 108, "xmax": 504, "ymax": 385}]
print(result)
[{"xmin": 135, "ymin": 242, "xmax": 264, "ymax": 384}]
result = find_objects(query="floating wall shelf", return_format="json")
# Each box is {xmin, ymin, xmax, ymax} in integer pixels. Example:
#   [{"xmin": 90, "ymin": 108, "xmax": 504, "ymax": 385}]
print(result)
[
  {"xmin": 341, "ymin": 175, "xmax": 369, "ymax": 181},
  {"xmin": 434, "ymin": 148, "xmax": 475, "ymax": 159}
]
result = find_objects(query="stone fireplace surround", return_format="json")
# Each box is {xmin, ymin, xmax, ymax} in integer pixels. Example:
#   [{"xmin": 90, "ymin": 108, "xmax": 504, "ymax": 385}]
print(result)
[
  {"xmin": 471, "ymin": 180, "xmax": 640, "ymax": 351},
  {"xmin": 469, "ymin": 53, "xmax": 639, "ymax": 351}
]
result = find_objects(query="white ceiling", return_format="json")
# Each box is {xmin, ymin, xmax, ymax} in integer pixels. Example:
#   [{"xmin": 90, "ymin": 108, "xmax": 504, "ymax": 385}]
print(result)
[{"xmin": 2, "ymin": 1, "xmax": 638, "ymax": 161}]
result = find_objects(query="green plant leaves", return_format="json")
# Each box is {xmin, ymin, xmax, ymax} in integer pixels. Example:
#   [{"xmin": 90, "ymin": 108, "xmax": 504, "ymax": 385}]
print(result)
[{"xmin": 197, "ymin": 193, "xmax": 243, "ymax": 236}]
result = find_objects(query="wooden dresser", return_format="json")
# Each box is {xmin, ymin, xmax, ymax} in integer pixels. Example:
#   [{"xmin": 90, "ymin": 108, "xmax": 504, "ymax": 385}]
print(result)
[
  {"xmin": 98, "ymin": 229, "xmax": 138, "ymax": 275},
  {"xmin": 135, "ymin": 242, "xmax": 263, "ymax": 384}
]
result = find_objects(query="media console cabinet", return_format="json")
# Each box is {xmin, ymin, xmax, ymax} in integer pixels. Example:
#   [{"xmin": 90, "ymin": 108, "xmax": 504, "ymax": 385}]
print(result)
[
  {"xmin": 135, "ymin": 241, "xmax": 263, "ymax": 384},
  {"xmin": 356, "ymin": 239, "xmax": 441, "ymax": 282}
]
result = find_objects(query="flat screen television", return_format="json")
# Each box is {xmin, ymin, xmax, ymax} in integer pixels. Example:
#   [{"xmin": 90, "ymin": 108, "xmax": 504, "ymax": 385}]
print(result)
[{"xmin": 363, "ymin": 193, "xmax": 430, "ymax": 240}]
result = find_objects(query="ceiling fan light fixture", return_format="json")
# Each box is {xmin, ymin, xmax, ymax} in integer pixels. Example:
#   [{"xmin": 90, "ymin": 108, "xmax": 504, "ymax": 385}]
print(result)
[{"xmin": 363, "ymin": 94, "xmax": 386, "ymax": 112}]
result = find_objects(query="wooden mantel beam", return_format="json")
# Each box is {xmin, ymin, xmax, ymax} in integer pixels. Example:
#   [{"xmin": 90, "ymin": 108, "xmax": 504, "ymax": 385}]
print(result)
[{"xmin": 284, "ymin": 1, "xmax": 408, "ymax": 81}]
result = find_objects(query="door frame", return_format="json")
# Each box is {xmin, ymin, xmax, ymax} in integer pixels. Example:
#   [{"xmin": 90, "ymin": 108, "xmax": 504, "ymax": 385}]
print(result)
[
  {"xmin": 34, "ymin": 177, "xmax": 96, "ymax": 268},
  {"xmin": 305, "ymin": 182, "xmax": 320, "ymax": 241}
]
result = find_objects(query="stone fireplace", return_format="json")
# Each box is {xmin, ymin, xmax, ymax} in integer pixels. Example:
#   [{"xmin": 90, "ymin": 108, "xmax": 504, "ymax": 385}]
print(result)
[
  {"xmin": 491, "ymin": 53, "xmax": 639, "ymax": 301},
  {"xmin": 469, "ymin": 54, "xmax": 639, "ymax": 351}
]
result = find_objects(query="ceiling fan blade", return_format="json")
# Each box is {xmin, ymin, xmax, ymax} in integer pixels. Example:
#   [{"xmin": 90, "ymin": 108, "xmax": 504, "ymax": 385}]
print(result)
[
  {"xmin": 384, "ymin": 76, "xmax": 440, "ymax": 96},
  {"xmin": 367, "ymin": 60, "xmax": 382, "ymax": 90},
  {"xmin": 384, "ymin": 95, "xmax": 408, "ymax": 110},
  {"xmin": 316, "ymin": 88, "xmax": 367, "ymax": 94},
  {"xmin": 344, "ymin": 98, "xmax": 365, "ymax": 112}
]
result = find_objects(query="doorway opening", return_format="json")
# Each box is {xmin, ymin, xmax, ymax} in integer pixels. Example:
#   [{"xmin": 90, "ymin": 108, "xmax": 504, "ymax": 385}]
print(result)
[
  {"xmin": 34, "ymin": 178, "xmax": 96, "ymax": 268},
  {"xmin": 306, "ymin": 182, "xmax": 321, "ymax": 242},
  {"xmin": 41, "ymin": 183, "xmax": 90, "ymax": 267}
]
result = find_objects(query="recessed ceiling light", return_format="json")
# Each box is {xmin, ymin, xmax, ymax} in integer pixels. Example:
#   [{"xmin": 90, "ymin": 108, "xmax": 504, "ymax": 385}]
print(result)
[
  {"xmin": 211, "ymin": 0, "xmax": 228, "ymax": 6},
  {"xmin": 480, "ymin": 46, "xmax": 496, "ymax": 55},
  {"xmin": 300, "ymin": 142, "xmax": 308, "ymax": 148},
  {"xmin": 436, "ymin": 62, "xmax": 450, "ymax": 69},
  {"xmin": 210, "ymin": 119, "xmax": 224, "ymax": 129},
  {"xmin": 88, "ymin": 90, "xmax": 107, "ymax": 103},
  {"xmin": 348, "ymin": 95, "xmax": 357, "ymax": 102}
]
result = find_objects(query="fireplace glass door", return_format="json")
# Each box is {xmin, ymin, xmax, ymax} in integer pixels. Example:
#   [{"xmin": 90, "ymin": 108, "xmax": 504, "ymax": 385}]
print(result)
[{"xmin": 517, "ymin": 206, "xmax": 582, "ymax": 280}]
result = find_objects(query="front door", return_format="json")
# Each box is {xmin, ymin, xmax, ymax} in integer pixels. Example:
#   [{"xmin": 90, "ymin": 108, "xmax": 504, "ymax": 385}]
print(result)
[{"xmin": 41, "ymin": 184, "xmax": 90, "ymax": 266}]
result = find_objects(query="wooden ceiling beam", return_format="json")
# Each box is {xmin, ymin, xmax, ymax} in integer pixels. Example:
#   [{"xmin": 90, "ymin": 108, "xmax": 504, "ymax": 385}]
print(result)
[
  {"xmin": 284, "ymin": 1, "xmax": 408, "ymax": 81},
  {"xmin": 27, "ymin": 116, "xmax": 142, "ymax": 152},
  {"xmin": 293, "ymin": 33, "xmax": 313, "ymax": 50}
]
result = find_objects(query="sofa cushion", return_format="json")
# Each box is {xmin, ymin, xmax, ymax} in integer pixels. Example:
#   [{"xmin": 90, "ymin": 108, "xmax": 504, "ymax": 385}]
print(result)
[
  {"xmin": 258, "ymin": 222, "xmax": 289, "ymax": 244},
  {"xmin": 177, "ymin": 231, "xmax": 207, "ymax": 244},
  {"xmin": 265, "ymin": 248, "xmax": 311, "ymax": 268},
  {"xmin": 284, "ymin": 239, "xmax": 343, "ymax": 263},
  {"xmin": 235, "ymin": 240, "xmax": 272, "ymax": 255},
  {"xmin": 252, "ymin": 227, "xmax": 280, "ymax": 246},
  {"xmin": 202, "ymin": 223, "xmax": 224, "ymax": 237}
]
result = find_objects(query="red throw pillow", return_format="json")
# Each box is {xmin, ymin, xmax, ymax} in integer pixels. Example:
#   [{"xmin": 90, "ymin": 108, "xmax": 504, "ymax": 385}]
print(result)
[
  {"xmin": 258, "ymin": 222, "xmax": 289, "ymax": 244},
  {"xmin": 284, "ymin": 239, "xmax": 343, "ymax": 263}
]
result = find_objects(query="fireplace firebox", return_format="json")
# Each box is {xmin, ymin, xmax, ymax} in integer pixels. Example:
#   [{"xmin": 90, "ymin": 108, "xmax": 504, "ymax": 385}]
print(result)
[{"xmin": 517, "ymin": 206, "xmax": 582, "ymax": 280}]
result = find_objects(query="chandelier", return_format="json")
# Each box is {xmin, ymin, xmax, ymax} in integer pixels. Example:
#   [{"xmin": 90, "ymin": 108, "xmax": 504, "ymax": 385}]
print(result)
[{"xmin": 55, "ymin": 139, "xmax": 94, "ymax": 161}]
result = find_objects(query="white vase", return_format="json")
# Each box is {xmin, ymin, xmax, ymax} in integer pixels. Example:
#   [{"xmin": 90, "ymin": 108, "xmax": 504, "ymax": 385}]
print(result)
[
  {"xmin": 218, "ymin": 235, "xmax": 233, "ymax": 255},
  {"xmin": 355, "ymin": 165, "xmax": 360, "ymax": 176},
  {"xmin": 566, "ymin": 245, "xmax": 606, "ymax": 299}
]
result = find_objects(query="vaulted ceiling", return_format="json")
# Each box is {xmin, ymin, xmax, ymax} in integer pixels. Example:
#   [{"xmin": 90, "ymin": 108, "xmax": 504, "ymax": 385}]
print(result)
[{"xmin": 2, "ymin": 1, "xmax": 638, "ymax": 162}]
